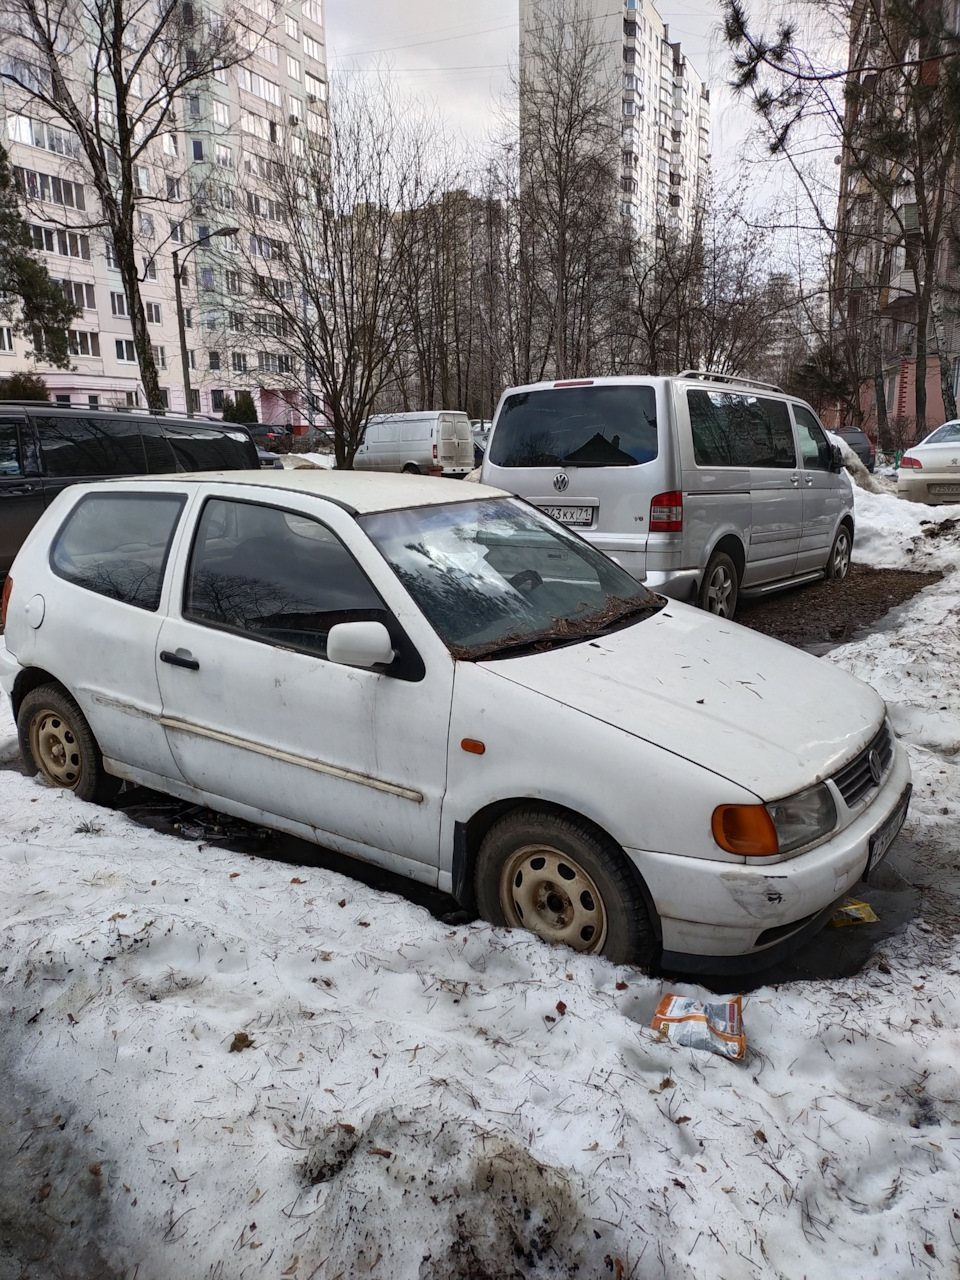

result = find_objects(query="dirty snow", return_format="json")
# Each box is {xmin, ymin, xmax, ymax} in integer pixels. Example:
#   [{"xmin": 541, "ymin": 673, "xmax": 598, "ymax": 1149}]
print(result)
[{"xmin": 2, "ymin": 490, "xmax": 960, "ymax": 1279}]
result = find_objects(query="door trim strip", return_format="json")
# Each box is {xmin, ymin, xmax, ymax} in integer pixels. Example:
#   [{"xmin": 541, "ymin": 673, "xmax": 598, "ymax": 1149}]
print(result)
[{"xmin": 160, "ymin": 717, "xmax": 424, "ymax": 802}]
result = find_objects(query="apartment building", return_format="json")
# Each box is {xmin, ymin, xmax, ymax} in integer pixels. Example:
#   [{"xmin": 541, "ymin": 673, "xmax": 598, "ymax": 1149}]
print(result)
[
  {"xmin": 0, "ymin": 0, "xmax": 327, "ymax": 423},
  {"xmin": 519, "ymin": 0, "xmax": 710, "ymax": 242}
]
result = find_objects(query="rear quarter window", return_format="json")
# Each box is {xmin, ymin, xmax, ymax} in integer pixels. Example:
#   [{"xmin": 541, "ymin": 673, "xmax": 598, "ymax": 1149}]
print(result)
[
  {"xmin": 162, "ymin": 425, "xmax": 257, "ymax": 470},
  {"xmin": 688, "ymin": 390, "xmax": 796, "ymax": 468},
  {"xmin": 51, "ymin": 492, "xmax": 186, "ymax": 610},
  {"xmin": 35, "ymin": 413, "xmax": 148, "ymax": 477},
  {"xmin": 489, "ymin": 386, "xmax": 657, "ymax": 468}
]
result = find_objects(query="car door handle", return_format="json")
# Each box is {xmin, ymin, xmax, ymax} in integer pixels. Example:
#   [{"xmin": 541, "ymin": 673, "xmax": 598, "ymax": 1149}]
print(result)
[
  {"xmin": 2, "ymin": 484, "xmax": 40, "ymax": 496},
  {"xmin": 790, "ymin": 473, "xmax": 800, "ymax": 486},
  {"xmin": 160, "ymin": 649, "xmax": 200, "ymax": 671}
]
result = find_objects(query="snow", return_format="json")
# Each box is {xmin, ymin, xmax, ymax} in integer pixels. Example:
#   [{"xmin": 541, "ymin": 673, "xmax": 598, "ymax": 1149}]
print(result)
[{"xmin": 3, "ymin": 490, "xmax": 960, "ymax": 1278}]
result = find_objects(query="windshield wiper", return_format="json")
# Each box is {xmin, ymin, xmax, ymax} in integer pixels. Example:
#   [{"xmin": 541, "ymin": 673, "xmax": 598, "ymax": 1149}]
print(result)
[{"xmin": 455, "ymin": 596, "xmax": 664, "ymax": 662}]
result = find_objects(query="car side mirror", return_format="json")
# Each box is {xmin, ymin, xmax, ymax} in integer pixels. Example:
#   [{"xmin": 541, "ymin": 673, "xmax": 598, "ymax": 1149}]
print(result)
[
  {"xmin": 327, "ymin": 620, "xmax": 395, "ymax": 669},
  {"xmin": 830, "ymin": 444, "xmax": 844, "ymax": 473}
]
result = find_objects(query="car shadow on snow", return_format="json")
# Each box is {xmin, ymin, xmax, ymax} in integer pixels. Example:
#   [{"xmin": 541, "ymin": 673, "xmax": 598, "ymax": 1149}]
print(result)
[{"xmin": 114, "ymin": 787, "xmax": 922, "ymax": 995}]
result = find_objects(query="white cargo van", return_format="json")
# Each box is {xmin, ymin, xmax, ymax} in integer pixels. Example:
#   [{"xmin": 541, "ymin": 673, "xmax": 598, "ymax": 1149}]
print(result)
[
  {"xmin": 480, "ymin": 372, "xmax": 855, "ymax": 618},
  {"xmin": 354, "ymin": 411, "xmax": 474, "ymax": 477}
]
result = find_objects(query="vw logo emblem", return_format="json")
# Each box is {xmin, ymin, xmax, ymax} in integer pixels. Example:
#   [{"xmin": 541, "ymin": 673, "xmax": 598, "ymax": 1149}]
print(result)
[
  {"xmin": 868, "ymin": 749, "xmax": 883, "ymax": 787},
  {"xmin": 553, "ymin": 472, "xmax": 570, "ymax": 493}
]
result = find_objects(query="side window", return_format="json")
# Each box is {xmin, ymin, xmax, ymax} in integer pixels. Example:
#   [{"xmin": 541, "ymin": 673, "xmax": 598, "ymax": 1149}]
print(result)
[
  {"xmin": 793, "ymin": 405, "xmax": 834, "ymax": 471},
  {"xmin": 50, "ymin": 492, "xmax": 186, "ymax": 610},
  {"xmin": 0, "ymin": 422, "xmax": 24, "ymax": 476},
  {"xmin": 161, "ymin": 425, "xmax": 255, "ymax": 470},
  {"xmin": 183, "ymin": 499, "xmax": 388, "ymax": 659},
  {"xmin": 35, "ymin": 414, "xmax": 147, "ymax": 477},
  {"xmin": 139, "ymin": 419, "xmax": 180, "ymax": 472},
  {"xmin": 688, "ymin": 391, "xmax": 796, "ymax": 468}
]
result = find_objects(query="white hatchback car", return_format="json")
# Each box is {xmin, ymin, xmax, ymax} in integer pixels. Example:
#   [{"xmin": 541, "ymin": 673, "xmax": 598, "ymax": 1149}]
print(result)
[{"xmin": 0, "ymin": 472, "xmax": 911, "ymax": 974}]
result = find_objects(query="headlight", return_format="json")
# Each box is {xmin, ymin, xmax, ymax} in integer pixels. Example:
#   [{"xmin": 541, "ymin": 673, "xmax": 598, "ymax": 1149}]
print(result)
[{"xmin": 713, "ymin": 783, "xmax": 837, "ymax": 857}]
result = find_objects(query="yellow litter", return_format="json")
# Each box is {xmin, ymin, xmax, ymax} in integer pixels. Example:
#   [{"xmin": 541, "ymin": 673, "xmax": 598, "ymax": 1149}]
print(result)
[{"xmin": 830, "ymin": 898, "xmax": 879, "ymax": 927}]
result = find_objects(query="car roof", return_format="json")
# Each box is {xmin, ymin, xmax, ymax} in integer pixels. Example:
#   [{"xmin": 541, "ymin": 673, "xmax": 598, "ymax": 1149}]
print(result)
[{"xmin": 101, "ymin": 468, "xmax": 504, "ymax": 514}]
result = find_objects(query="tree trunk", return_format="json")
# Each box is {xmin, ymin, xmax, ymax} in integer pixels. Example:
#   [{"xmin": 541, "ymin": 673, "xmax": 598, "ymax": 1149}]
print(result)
[{"xmin": 930, "ymin": 281, "xmax": 958, "ymax": 421}]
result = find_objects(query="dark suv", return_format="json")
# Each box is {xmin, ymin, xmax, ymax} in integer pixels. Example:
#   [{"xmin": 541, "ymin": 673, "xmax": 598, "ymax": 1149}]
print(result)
[
  {"xmin": 835, "ymin": 425, "xmax": 876, "ymax": 472},
  {"xmin": 0, "ymin": 404, "xmax": 259, "ymax": 577}
]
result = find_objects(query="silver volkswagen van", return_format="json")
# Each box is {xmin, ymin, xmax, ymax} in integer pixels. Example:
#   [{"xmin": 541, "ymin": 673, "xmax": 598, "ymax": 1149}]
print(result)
[{"xmin": 480, "ymin": 372, "xmax": 855, "ymax": 618}]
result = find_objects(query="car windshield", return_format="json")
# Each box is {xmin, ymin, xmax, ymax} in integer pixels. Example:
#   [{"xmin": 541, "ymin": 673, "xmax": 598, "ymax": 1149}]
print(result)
[
  {"xmin": 925, "ymin": 422, "xmax": 960, "ymax": 445},
  {"xmin": 361, "ymin": 497, "xmax": 663, "ymax": 659}
]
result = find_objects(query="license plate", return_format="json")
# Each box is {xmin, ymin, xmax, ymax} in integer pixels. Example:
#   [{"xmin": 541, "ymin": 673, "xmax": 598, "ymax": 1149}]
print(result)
[
  {"xmin": 865, "ymin": 785, "xmax": 911, "ymax": 878},
  {"xmin": 929, "ymin": 484, "xmax": 960, "ymax": 496},
  {"xmin": 540, "ymin": 505, "xmax": 593, "ymax": 526}
]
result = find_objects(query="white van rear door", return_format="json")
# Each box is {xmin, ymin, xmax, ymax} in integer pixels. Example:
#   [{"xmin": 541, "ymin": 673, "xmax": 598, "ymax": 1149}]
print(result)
[{"xmin": 438, "ymin": 413, "xmax": 473, "ymax": 468}]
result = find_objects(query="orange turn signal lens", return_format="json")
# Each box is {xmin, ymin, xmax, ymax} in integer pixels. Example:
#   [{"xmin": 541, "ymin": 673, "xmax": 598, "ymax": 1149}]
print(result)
[
  {"xmin": 461, "ymin": 738, "xmax": 486, "ymax": 755},
  {"xmin": 712, "ymin": 804, "xmax": 779, "ymax": 856},
  {"xmin": 1, "ymin": 575, "xmax": 11, "ymax": 630}
]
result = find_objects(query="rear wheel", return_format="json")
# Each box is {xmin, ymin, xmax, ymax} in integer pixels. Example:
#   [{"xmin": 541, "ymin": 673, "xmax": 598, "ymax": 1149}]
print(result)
[
  {"xmin": 17, "ymin": 684, "xmax": 121, "ymax": 804},
  {"xmin": 474, "ymin": 808, "xmax": 656, "ymax": 967},
  {"xmin": 826, "ymin": 524, "xmax": 852, "ymax": 580},
  {"xmin": 698, "ymin": 550, "xmax": 739, "ymax": 618}
]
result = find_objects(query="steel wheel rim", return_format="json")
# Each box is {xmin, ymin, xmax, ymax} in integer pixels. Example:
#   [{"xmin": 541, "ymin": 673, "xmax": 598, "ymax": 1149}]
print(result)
[
  {"xmin": 705, "ymin": 566, "xmax": 734, "ymax": 616},
  {"xmin": 498, "ymin": 844, "xmax": 608, "ymax": 953},
  {"xmin": 833, "ymin": 532, "xmax": 851, "ymax": 578},
  {"xmin": 30, "ymin": 709, "xmax": 83, "ymax": 789}
]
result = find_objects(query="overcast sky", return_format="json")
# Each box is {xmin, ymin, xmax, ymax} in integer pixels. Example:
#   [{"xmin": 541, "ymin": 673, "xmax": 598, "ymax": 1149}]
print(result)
[{"xmin": 323, "ymin": 0, "xmax": 749, "ymax": 166}]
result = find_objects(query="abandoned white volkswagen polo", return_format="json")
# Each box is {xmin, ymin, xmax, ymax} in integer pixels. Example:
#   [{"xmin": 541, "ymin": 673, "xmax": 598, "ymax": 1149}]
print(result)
[{"xmin": 0, "ymin": 472, "xmax": 911, "ymax": 973}]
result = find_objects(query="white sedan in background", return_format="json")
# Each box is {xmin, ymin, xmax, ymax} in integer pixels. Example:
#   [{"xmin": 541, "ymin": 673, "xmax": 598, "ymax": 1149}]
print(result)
[
  {"xmin": 0, "ymin": 471, "xmax": 911, "ymax": 975},
  {"xmin": 898, "ymin": 420, "xmax": 960, "ymax": 504}
]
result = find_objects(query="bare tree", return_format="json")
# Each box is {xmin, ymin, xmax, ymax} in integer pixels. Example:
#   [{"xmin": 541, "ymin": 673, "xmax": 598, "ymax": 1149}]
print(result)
[
  {"xmin": 1, "ymin": 0, "xmax": 255, "ymax": 409},
  {"xmin": 230, "ymin": 76, "xmax": 456, "ymax": 467}
]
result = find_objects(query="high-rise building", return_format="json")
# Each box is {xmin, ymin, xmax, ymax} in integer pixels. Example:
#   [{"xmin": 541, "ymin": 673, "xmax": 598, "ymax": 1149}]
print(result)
[
  {"xmin": 0, "ymin": 0, "xmax": 328, "ymax": 423},
  {"xmin": 519, "ymin": 0, "xmax": 710, "ymax": 242}
]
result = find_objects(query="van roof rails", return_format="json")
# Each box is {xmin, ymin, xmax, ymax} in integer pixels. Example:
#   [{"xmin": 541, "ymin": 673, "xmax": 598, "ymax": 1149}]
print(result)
[{"xmin": 678, "ymin": 370, "xmax": 784, "ymax": 394}]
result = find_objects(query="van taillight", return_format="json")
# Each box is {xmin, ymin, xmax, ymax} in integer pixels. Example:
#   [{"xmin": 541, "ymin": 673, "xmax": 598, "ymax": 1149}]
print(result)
[
  {"xmin": 650, "ymin": 491, "xmax": 682, "ymax": 532},
  {"xmin": 1, "ymin": 576, "xmax": 12, "ymax": 629},
  {"xmin": 433, "ymin": 443, "xmax": 438, "ymax": 460}
]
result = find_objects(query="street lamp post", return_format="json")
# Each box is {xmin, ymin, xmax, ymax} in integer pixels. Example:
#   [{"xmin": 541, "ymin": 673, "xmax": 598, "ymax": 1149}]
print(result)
[{"xmin": 172, "ymin": 226, "xmax": 240, "ymax": 418}]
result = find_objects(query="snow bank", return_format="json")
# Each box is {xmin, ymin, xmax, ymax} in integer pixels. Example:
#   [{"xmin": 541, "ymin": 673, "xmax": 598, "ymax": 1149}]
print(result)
[{"xmin": 2, "ymin": 489, "xmax": 960, "ymax": 1278}]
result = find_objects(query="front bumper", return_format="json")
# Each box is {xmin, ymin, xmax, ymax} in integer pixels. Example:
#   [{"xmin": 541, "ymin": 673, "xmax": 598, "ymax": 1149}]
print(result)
[{"xmin": 626, "ymin": 737, "xmax": 912, "ymax": 971}]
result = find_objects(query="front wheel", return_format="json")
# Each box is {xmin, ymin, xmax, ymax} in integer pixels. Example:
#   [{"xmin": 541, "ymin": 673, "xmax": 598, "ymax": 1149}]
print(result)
[
  {"xmin": 698, "ymin": 550, "xmax": 739, "ymax": 618},
  {"xmin": 474, "ymin": 809, "xmax": 656, "ymax": 966},
  {"xmin": 17, "ymin": 683, "xmax": 121, "ymax": 804},
  {"xmin": 826, "ymin": 525, "xmax": 852, "ymax": 580}
]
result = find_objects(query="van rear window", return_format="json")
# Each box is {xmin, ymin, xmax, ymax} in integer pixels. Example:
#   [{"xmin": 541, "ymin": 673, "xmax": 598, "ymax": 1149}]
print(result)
[{"xmin": 488, "ymin": 386, "xmax": 657, "ymax": 468}]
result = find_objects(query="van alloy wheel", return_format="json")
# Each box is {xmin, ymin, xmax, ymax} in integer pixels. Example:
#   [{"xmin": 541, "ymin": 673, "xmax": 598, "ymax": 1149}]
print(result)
[
  {"xmin": 698, "ymin": 551, "xmax": 739, "ymax": 618},
  {"xmin": 826, "ymin": 526, "xmax": 852, "ymax": 580}
]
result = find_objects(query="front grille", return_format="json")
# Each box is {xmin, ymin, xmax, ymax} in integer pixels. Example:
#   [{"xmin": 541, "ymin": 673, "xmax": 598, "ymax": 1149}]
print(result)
[{"xmin": 831, "ymin": 722, "xmax": 894, "ymax": 808}]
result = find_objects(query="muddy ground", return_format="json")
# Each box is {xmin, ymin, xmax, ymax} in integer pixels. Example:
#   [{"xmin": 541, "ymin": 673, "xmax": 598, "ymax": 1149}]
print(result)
[{"xmin": 736, "ymin": 562, "xmax": 943, "ymax": 650}]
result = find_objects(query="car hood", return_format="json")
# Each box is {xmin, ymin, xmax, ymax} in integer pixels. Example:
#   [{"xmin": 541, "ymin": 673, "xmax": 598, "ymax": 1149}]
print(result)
[{"xmin": 482, "ymin": 602, "xmax": 885, "ymax": 800}]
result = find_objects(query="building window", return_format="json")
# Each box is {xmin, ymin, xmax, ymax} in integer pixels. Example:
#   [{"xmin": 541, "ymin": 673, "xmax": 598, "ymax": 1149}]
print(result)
[
  {"xmin": 61, "ymin": 280, "xmax": 96, "ymax": 309},
  {"xmin": 285, "ymin": 15, "xmax": 299, "ymax": 40},
  {"xmin": 303, "ymin": 34, "xmax": 323, "ymax": 61},
  {"xmin": 55, "ymin": 394, "xmax": 71, "ymax": 405},
  {"xmin": 166, "ymin": 176, "xmax": 182, "ymax": 200},
  {"xmin": 151, "ymin": 345, "xmax": 166, "ymax": 368},
  {"xmin": 116, "ymin": 339, "xmax": 137, "ymax": 362},
  {"xmin": 110, "ymin": 291, "xmax": 128, "ymax": 317},
  {"xmin": 211, "ymin": 389, "xmax": 224, "ymax": 410},
  {"xmin": 228, "ymin": 311, "xmax": 244, "ymax": 331},
  {"xmin": 105, "ymin": 242, "xmax": 119, "ymax": 269},
  {"xmin": 188, "ymin": 95, "xmax": 201, "ymax": 118},
  {"xmin": 30, "ymin": 226, "xmax": 91, "ymax": 259},
  {"xmin": 215, "ymin": 144, "xmax": 232, "ymax": 168},
  {"xmin": 188, "ymin": 350, "xmax": 196, "ymax": 369},
  {"xmin": 170, "ymin": 219, "xmax": 184, "ymax": 243},
  {"xmin": 68, "ymin": 330, "xmax": 101, "ymax": 357},
  {"xmin": 189, "ymin": 388, "xmax": 201, "ymax": 412},
  {"xmin": 201, "ymin": 267, "xmax": 215, "ymax": 290},
  {"xmin": 134, "ymin": 165, "xmax": 151, "ymax": 194},
  {"xmin": 183, "ymin": 307, "xmax": 193, "ymax": 329},
  {"xmin": 231, "ymin": 351, "xmax": 247, "ymax": 373},
  {"xmin": 208, "ymin": 351, "xmax": 221, "ymax": 370},
  {"xmin": 0, "ymin": 327, "xmax": 13, "ymax": 352},
  {"xmin": 287, "ymin": 54, "xmax": 301, "ymax": 81},
  {"xmin": 304, "ymin": 72, "xmax": 325, "ymax": 101},
  {"xmin": 213, "ymin": 100, "xmax": 230, "ymax": 127},
  {"xmin": 163, "ymin": 131, "xmax": 179, "ymax": 157},
  {"xmin": 142, "ymin": 256, "xmax": 158, "ymax": 281},
  {"xmin": 88, "ymin": 394, "xmax": 99, "ymax": 408},
  {"xmin": 146, "ymin": 302, "xmax": 162, "ymax": 323},
  {"xmin": 257, "ymin": 352, "xmax": 293, "ymax": 374},
  {"xmin": 204, "ymin": 309, "xmax": 217, "ymax": 331},
  {"xmin": 192, "ymin": 139, "xmax": 204, "ymax": 161},
  {"xmin": 225, "ymin": 269, "xmax": 242, "ymax": 293},
  {"xmin": 138, "ymin": 211, "xmax": 155, "ymax": 238},
  {"xmin": 158, "ymin": 389, "xmax": 170, "ymax": 408},
  {"xmin": 13, "ymin": 166, "xmax": 86, "ymax": 210},
  {"xmin": 303, "ymin": 0, "xmax": 322, "ymax": 23}
]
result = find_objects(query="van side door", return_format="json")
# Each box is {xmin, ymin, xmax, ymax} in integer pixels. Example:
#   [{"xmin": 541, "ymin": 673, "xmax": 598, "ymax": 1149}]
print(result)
[
  {"xmin": 792, "ymin": 404, "xmax": 846, "ymax": 572},
  {"xmin": 0, "ymin": 414, "xmax": 44, "ymax": 576}
]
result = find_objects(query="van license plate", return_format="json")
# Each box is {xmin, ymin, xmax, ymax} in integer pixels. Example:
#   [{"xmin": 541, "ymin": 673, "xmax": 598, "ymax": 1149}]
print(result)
[
  {"xmin": 865, "ymin": 785, "xmax": 911, "ymax": 877},
  {"xmin": 541, "ymin": 505, "xmax": 592, "ymax": 526}
]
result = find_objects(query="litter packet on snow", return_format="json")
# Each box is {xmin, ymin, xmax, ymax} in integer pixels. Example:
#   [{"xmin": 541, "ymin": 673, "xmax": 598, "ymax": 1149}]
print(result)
[{"xmin": 651, "ymin": 994, "xmax": 746, "ymax": 1061}]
